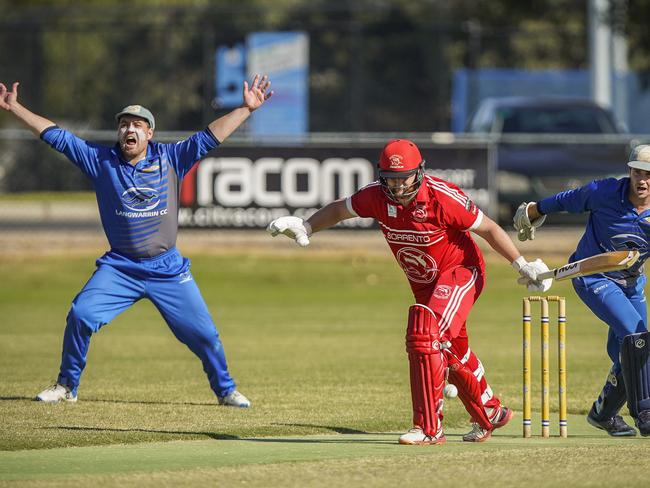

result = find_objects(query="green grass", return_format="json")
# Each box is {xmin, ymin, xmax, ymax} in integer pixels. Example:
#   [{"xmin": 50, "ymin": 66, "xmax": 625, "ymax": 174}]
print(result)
[
  {"xmin": 3, "ymin": 428, "xmax": 650, "ymax": 487},
  {"xmin": 1, "ymin": 250, "xmax": 649, "ymax": 486}
]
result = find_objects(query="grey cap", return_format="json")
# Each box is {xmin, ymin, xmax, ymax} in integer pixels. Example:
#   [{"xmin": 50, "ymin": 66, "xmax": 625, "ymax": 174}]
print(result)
[
  {"xmin": 115, "ymin": 105, "xmax": 155, "ymax": 129},
  {"xmin": 627, "ymin": 144, "xmax": 650, "ymax": 171}
]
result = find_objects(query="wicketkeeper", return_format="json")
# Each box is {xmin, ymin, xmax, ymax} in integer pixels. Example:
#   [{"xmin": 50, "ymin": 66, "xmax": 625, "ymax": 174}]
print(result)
[
  {"xmin": 269, "ymin": 139, "xmax": 551, "ymax": 444},
  {"xmin": 0, "ymin": 76, "xmax": 273, "ymax": 407},
  {"xmin": 514, "ymin": 144, "xmax": 650, "ymax": 437}
]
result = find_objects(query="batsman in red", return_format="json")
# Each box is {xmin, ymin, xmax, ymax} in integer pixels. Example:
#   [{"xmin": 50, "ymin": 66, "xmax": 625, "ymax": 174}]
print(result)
[{"xmin": 268, "ymin": 139, "xmax": 551, "ymax": 444}]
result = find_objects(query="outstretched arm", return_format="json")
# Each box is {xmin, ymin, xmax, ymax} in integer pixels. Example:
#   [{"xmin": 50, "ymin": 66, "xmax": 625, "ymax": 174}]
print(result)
[
  {"xmin": 208, "ymin": 74, "xmax": 274, "ymax": 142},
  {"xmin": 473, "ymin": 214, "xmax": 522, "ymax": 263},
  {"xmin": 0, "ymin": 82, "xmax": 55, "ymax": 136},
  {"xmin": 306, "ymin": 199, "xmax": 355, "ymax": 233},
  {"xmin": 267, "ymin": 199, "xmax": 355, "ymax": 247}
]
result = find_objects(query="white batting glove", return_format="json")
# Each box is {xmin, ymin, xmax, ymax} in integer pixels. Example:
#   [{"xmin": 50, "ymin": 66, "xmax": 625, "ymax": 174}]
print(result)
[
  {"xmin": 513, "ymin": 202, "xmax": 546, "ymax": 242},
  {"xmin": 513, "ymin": 257, "xmax": 552, "ymax": 292},
  {"xmin": 267, "ymin": 216, "xmax": 312, "ymax": 247}
]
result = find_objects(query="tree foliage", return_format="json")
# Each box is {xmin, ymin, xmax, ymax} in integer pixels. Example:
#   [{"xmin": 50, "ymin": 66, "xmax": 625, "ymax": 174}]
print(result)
[{"xmin": 0, "ymin": 0, "xmax": 648, "ymax": 132}]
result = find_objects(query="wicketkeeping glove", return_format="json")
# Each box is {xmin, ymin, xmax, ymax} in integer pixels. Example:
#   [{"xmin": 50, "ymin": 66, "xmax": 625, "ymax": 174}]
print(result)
[
  {"xmin": 267, "ymin": 216, "xmax": 312, "ymax": 247},
  {"xmin": 513, "ymin": 202, "xmax": 546, "ymax": 242}
]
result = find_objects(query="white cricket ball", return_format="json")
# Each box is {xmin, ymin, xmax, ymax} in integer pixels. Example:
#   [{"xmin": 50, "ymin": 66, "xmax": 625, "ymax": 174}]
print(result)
[{"xmin": 444, "ymin": 384, "xmax": 458, "ymax": 398}]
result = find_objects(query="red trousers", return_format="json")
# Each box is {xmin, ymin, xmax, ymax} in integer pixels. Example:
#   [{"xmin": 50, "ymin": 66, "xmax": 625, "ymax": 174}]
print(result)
[{"xmin": 415, "ymin": 265, "xmax": 500, "ymax": 411}]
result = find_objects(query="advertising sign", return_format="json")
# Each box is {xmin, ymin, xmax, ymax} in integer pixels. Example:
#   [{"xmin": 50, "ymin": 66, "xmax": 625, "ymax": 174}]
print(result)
[{"xmin": 179, "ymin": 145, "xmax": 491, "ymax": 229}]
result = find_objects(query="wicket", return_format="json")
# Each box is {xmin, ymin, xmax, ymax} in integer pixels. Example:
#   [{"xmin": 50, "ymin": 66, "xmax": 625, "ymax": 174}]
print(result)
[{"xmin": 522, "ymin": 296, "xmax": 567, "ymax": 438}]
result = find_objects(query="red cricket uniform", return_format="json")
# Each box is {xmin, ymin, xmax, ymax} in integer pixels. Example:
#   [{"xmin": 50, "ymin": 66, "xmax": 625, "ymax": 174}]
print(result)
[{"xmin": 347, "ymin": 174, "xmax": 499, "ymax": 409}]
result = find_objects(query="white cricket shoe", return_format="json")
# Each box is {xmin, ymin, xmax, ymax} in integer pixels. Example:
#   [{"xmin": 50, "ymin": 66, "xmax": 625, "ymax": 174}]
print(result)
[
  {"xmin": 35, "ymin": 383, "xmax": 77, "ymax": 403},
  {"xmin": 462, "ymin": 422, "xmax": 492, "ymax": 442},
  {"xmin": 218, "ymin": 390, "xmax": 251, "ymax": 408},
  {"xmin": 463, "ymin": 405, "xmax": 513, "ymax": 442},
  {"xmin": 398, "ymin": 427, "xmax": 446, "ymax": 445}
]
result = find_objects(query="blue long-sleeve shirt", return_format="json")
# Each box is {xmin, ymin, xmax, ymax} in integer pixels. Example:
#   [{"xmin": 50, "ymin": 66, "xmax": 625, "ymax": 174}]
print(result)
[
  {"xmin": 41, "ymin": 126, "xmax": 219, "ymax": 258},
  {"xmin": 537, "ymin": 177, "xmax": 649, "ymax": 285}
]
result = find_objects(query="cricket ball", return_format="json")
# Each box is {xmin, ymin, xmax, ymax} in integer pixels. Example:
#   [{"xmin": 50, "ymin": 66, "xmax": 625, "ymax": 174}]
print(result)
[{"xmin": 443, "ymin": 384, "xmax": 458, "ymax": 398}]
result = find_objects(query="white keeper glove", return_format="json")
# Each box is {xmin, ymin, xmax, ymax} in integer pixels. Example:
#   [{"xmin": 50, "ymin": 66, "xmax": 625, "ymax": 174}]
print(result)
[
  {"xmin": 513, "ymin": 202, "xmax": 546, "ymax": 242},
  {"xmin": 267, "ymin": 216, "xmax": 312, "ymax": 247},
  {"xmin": 512, "ymin": 256, "xmax": 553, "ymax": 292}
]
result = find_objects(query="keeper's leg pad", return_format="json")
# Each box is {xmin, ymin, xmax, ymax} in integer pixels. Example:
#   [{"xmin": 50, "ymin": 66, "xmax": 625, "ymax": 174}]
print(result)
[
  {"xmin": 620, "ymin": 331, "xmax": 650, "ymax": 418},
  {"xmin": 445, "ymin": 350, "xmax": 493, "ymax": 430},
  {"xmin": 591, "ymin": 366, "xmax": 627, "ymax": 421},
  {"xmin": 406, "ymin": 304, "xmax": 445, "ymax": 438}
]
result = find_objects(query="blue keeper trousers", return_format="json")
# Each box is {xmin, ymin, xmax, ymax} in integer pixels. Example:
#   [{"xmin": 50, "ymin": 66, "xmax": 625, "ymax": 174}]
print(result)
[
  {"xmin": 573, "ymin": 273, "xmax": 648, "ymax": 374},
  {"xmin": 57, "ymin": 247, "xmax": 236, "ymax": 398}
]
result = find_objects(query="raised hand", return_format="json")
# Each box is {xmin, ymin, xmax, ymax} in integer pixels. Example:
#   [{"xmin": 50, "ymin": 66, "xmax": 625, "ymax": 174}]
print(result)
[
  {"xmin": 0, "ymin": 82, "xmax": 19, "ymax": 111},
  {"xmin": 242, "ymin": 74, "xmax": 273, "ymax": 111}
]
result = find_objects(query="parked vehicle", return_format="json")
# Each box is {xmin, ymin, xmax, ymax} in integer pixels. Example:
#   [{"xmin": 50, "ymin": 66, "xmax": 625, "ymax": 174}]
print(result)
[
  {"xmin": 467, "ymin": 96, "xmax": 624, "ymax": 135},
  {"xmin": 466, "ymin": 96, "xmax": 631, "ymax": 223}
]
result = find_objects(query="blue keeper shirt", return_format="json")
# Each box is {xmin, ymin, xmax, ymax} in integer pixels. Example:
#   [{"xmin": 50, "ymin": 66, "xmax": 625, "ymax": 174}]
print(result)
[
  {"xmin": 537, "ymin": 177, "xmax": 649, "ymax": 285},
  {"xmin": 41, "ymin": 126, "xmax": 219, "ymax": 259}
]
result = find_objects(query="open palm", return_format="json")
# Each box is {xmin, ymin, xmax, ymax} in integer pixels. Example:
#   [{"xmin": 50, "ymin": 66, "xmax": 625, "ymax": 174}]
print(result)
[
  {"xmin": 242, "ymin": 74, "xmax": 273, "ymax": 111},
  {"xmin": 0, "ymin": 82, "xmax": 19, "ymax": 111}
]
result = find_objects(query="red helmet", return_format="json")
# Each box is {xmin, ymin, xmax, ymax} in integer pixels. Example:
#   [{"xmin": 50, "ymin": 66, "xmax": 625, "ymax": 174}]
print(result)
[
  {"xmin": 378, "ymin": 139, "xmax": 424, "ymax": 177},
  {"xmin": 378, "ymin": 139, "xmax": 425, "ymax": 201}
]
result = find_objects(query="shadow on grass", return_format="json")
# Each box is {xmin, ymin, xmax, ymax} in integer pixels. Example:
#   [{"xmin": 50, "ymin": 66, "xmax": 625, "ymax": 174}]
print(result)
[
  {"xmin": 44, "ymin": 425, "xmax": 239, "ymax": 441},
  {"xmin": 0, "ymin": 396, "xmax": 216, "ymax": 406},
  {"xmin": 272, "ymin": 423, "xmax": 370, "ymax": 434},
  {"xmin": 242, "ymin": 424, "xmax": 396, "ymax": 444},
  {"xmin": 81, "ymin": 398, "xmax": 217, "ymax": 407},
  {"xmin": 243, "ymin": 436, "xmax": 396, "ymax": 445},
  {"xmin": 45, "ymin": 425, "xmax": 397, "ymax": 445}
]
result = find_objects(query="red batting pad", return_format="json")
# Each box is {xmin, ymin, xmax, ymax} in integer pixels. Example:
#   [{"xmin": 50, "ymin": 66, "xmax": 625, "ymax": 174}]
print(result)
[
  {"xmin": 445, "ymin": 349, "xmax": 493, "ymax": 430},
  {"xmin": 406, "ymin": 305, "xmax": 445, "ymax": 437}
]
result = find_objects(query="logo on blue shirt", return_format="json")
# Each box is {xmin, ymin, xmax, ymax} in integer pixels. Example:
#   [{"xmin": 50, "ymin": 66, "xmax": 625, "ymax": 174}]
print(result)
[
  {"xmin": 121, "ymin": 187, "xmax": 160, "ymax": 212},
  {"xmin": 611, "ymin": 233, "xmax": 648, "ymax": 252}
]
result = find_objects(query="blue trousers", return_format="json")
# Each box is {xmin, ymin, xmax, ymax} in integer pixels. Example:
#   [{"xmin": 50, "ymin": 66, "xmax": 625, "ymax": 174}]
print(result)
[
  {"xmin": 57, "ymin": 247, "xmax": 236, "ymax": 397},
  {"xmin": 573, "ymin": 273, "xmax": 648, "ymax": 374}
]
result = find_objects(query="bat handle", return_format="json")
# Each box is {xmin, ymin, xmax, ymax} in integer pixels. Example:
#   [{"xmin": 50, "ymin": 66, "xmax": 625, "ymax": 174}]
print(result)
[{"xmin": 536, "ymin": 270, "xmax": 554, "ymax": 281}]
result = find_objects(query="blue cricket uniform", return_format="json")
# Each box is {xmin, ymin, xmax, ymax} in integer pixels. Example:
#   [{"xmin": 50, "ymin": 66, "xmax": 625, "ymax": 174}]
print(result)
[
  {"xmin": 41, "ymin": 126, "xmax": 237, "ymax": 398},
  {"xmin": 538, "ymin": 177, "xmax": 649, "ymax": 410}
]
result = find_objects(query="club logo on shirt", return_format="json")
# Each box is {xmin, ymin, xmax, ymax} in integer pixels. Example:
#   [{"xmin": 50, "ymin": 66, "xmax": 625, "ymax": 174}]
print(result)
[
  {"xmin": 610, "ymin": 233, "xmax": 647, "ymax": 251},
  {"xmin": 396, "ymin": 247, "xmax": 438, "ymax": 283},
  {"xmin": 433, "ymin": 284, "xmax": 452, "ymax": 299},
  {"xmin": 412, "ymin": 204, "xmax": 427, "ymax": 222},
  {"xmin": 121, "ymin": 187, "xmax": 160, "ymax": 212},
  {"xmin": 635, "ymin": 338, "xmax": 646, "ymax": 349},
  {"xmin": 387, "ymin": 204, "xmax": 397, "ymax": 218},
  {"xmin": 609, "ymin": 234, "xmax": 647, "ymax": 274}
]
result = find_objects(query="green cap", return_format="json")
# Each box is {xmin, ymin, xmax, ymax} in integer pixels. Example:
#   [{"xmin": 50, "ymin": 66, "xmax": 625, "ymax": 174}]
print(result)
[{"xmin": 115, "ymin": 105, "xmax": 155, "ymax": 129}]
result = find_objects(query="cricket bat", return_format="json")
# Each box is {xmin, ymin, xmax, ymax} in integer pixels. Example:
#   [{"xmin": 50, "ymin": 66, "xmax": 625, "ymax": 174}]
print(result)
[{"xmin": 537, "ymin": 250, "xmax": 641, "ymax": 281}]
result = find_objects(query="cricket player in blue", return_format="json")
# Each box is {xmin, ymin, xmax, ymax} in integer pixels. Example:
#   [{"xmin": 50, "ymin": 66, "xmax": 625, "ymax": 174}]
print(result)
[
  {"xmin": 513, "ymin": 145, "xmax": 650, "ymax": 437},
  {"xmin": 0, "ymin": 76, "xmax": 274, "ymax": 407}
]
